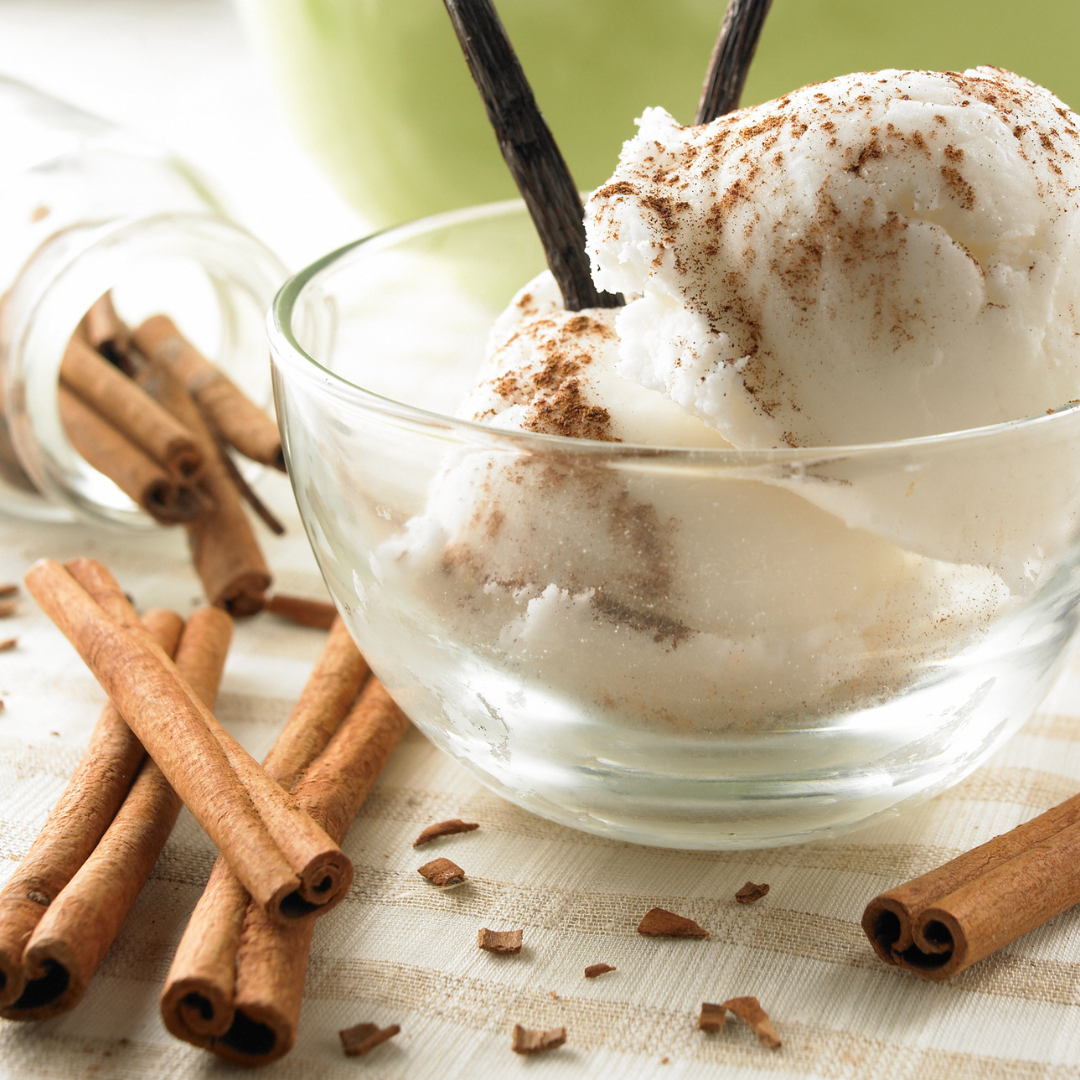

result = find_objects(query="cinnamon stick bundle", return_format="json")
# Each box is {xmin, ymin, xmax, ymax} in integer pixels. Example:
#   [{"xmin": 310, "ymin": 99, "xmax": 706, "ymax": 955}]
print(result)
[
  {"xmin": 24, "ymin": 559, "xmax": 349, "ymax": 919},
  {"xmin": 0, "ymin": 607, "xmax": 183, "ymax": 1010},
  {"xmin": 0, "ymin": 605, "xmax": 232, "ymax": 1021},
  {"xmin": 58, "ymin": 386, "xmax": 207, "ymax": 524},
  {"xmin": 162, "ymin": 619, "xmax": 367, "ymax": 1045},
  {"xmin": 131, "ymin": 357, "xmax": 271, "ymax": 614},
  {"xmin": 132, "ymin": 315, "xmax": 286, "ymax": 472},
  {"xmin": 863, "ymin": 790, "xmax": 1080, "ymax": 980},
  {"xmin": 61, "ymin": 335, "xmax": 205, "ymax": 481},
  {"xmin": 163, "ymin": 670, "xmax": 408, "ymax": 1065}
]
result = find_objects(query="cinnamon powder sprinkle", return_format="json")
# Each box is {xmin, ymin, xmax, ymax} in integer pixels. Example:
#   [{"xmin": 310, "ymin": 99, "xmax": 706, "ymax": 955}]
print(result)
[
  {"xmin": 479, "ymin": 927, "xmax": 523, "ymax": 954},
  {"xmin": 699, "ymin": 997, "xmax": 781, "ymax": 1049},
  {"xmin": 417, "ymin": 857, "xmax": 465, "ymax": 887},
  {"xmin": 637, "ymin": 907, "xmax": 709, "ymax": 938},
  {"xmin": 413, "ymin": 818, "xmax": 480, "ymax": 847},
  {"xmin": 584, "ymin": 963, "xmax": 616, "ymax": 978},
  {"xmin": 735, "ymin": 881, "xmax": 770, "ymax": 904},
  {"xmin": 339, "ymin": 1022, "xmax": 401, "ymax": 1056},
  {"xmin": 512, "ymin": 1024, "xmax": 566, "ymax": 1055}
]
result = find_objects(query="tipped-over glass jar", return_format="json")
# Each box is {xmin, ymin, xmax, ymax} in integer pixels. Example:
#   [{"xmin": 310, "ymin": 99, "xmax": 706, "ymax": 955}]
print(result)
[{"xmin": 0, "ymin": 76, "xmax": 285, "ymax": 527}]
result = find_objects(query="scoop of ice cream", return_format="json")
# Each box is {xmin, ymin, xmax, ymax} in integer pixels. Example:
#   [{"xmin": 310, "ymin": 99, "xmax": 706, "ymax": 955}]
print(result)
[
  {"xmin": 584, "ymin": 69, "xmax": 1080, "ymax": 588},
  {"xmin": 458, "ymin": 272, "xmax": 730, "ymax": 448},
  {"xmin": 379, "ymin": 270, "xmax": 1012, "ymax": 730},
  {"xmin": 585, "ymin": 67, "xmax": 1080, "ymax": 448}
]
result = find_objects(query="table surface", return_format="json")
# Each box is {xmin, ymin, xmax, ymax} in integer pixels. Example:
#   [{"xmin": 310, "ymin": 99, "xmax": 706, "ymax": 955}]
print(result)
[{"xmin": 1, "ymin": 3, "xmax": 1079, "ymax": 1078}]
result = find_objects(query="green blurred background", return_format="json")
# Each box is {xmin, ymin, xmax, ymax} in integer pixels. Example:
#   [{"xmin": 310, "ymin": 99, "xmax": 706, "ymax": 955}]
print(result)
[{"xmin": 238, "ymin": 0, "xmax": 1080, "ymax": 226}]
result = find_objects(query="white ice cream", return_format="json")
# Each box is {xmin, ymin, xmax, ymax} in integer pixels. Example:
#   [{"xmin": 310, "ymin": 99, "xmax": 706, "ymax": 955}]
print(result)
[
  {"xmin": 372, "ymin": 67, "xmax": 1080, "ymax": 734},
  {"xmin": 586, "ymin": 67, "xmax": 1080, "ymax": 446},
  {"xmin": 379, "ymin": 268, "xmax": 1011, "ymax": 730},
  {"xmin": 583, "ymin": 68, "xmax": 1080, "ymax": 585}
]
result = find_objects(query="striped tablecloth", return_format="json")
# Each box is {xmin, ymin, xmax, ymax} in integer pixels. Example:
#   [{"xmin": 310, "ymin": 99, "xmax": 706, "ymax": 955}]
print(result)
[{"xmin": 1, "ymin": 470, "xmax": 1079, "ymax": 1079}]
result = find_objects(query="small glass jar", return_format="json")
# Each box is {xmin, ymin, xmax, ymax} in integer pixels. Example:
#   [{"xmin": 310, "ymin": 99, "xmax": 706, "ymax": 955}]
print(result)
[{"xmin": 0, "ymin": 75, "xmax": 286, "ymax": 527}]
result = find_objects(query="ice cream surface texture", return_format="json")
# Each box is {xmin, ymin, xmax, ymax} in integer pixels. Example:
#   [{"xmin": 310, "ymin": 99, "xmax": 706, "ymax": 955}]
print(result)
[
  {"xmin": 375, "ymin": 67, "xmax": 1080, "ymax": 733},
  {"xmin": 585, "ymin": 67, "xmax": 1080, "ymax": 448}
]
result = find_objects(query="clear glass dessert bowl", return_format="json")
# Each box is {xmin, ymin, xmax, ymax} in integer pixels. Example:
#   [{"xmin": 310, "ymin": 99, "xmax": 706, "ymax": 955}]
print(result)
[{"xmin": 268, "ymin": 201, "xmax": 1080, "ymax": 849}]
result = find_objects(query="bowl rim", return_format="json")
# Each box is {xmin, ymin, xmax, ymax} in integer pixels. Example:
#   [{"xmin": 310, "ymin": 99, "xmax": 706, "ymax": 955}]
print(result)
[{"xmin": 268, "ymin": 198, "xmax": 1080, "ymax": 462}]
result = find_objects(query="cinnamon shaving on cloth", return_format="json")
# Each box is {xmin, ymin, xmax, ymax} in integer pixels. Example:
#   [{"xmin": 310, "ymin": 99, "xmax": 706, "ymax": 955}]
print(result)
[
  {"xmin": 637, "ymin": 907, "xmax": 709, "ymax": 937},
  {"xmin": 699, "ymin": 997, "xmax": 781, "ymax": 1048},
  {"xmin": 413, "ymin": 818, "xmax": 480, "ymax": 846}
]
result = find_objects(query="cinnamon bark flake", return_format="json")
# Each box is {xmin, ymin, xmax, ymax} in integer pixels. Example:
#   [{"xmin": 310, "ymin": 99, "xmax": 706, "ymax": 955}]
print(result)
[
  {"xmin": 735, "ymin": 881, "xmax": 770, "ymax": 904},
  {"xmin": 478, "ymin": 928, "xmax": 523, "ymax": 954},
  {"xmin": 637, "ymin": 907, "xmax": 709, "ymax": 938},
  {"xmin": 418, "ymin": 857, "xmax": 466, "ymax": 887},
  {"xmin": 512, "ymin": 1024, "xmax": 566, "ymax": 1055},
  {"xmin": 584, "ymin": 963, "xmax": 615, "ymax": 978},
  {"xmin": 339, "ymin": 1022, "xmax": 400, "ymax": 1056},
  {"xmin": 413, "ymin": 818, "xmax": 480, "ymax": 847}
]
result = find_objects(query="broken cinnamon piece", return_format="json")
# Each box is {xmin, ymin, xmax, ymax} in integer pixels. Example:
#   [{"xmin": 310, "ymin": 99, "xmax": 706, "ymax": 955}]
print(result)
[
  {"xmin": 735, "ymin": 881, "xmax": 770, "ymax": 904},
  {"xmin": 0, "ymin": 601, "xmax": 16, "ymax": 618},
  {"xmin": 0, "ymin": 638, "xmax": 16, "ymax": 652},
  {"xmin": 718, "ymin": 997, "xmax": 781, "ymax": 1049},
  {"xmin": 339, "ymin": 1021, "xmax": 401, "ymax": 1057},
  {"xmin": 478, "ymin": 928, "xmax": 523, "ymax": 954},
  {"xmin": 698, "ymin": 1002, "xmax": 726, "ymax": 1033},
  {"xmin": 61, "ymin": 334, "xmax": 205, "ymax": 481},
  {"xmin": 637, "ymin": 907, "xmax": 709, "ymax": 938},
  {"xmin": 512, "ymin": 1024, "xmax": 566, "ymax": 1055},
  {"xmin": 413, "ymin": 818, "xmax": 480, "ymax": 847},
  {"xmin": 264, "ymin": 593, "xmax": 337, "ymax": 630},
  {"xmin": 132, "ymin": 315, "xmax": 285, "ymax": 471},
  {"xmin": 584, "ymin": 963, "xmax": 615, "ymax": 978},
  {"xmin": 418, "ymin": 857, "xmax": 465, "ymax": 887},
  {"xmin": 0, "ymin": 584, "xmax": 18, "ymax": 598}
]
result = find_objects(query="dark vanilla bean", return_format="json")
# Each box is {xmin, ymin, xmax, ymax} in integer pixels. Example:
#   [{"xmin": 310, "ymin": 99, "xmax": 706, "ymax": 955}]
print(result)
[
  {"xmin": 441, "ymin": 0, "xmax": 620, "ymax": 312},
  {"xmin": 695, "ymin": 0, "xmax": 774, "ymax": 124}
]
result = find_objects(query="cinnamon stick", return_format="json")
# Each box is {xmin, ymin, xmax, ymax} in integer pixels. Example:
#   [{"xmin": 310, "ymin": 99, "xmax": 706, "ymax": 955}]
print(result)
[
  {"xmin": 863, "ymin": 790, "xmax": 1080, "ymax": 980},
  {"xmin": 24, "ymin": 559, "xmax": 349, "ymax": 918},
  {"xmin": 58, "ymin": 385, "xmax": 207, "ymax": 524},
  {"xmin": 132, "ymin": 315, "xmax": 285, "ymax": 471},
  {"xmin": 61, "ymin": 335, "xmax": 204, "ymax": 481},
  {"xmin": 161, "ymin": 619, "xmax": 367, "ymax": 1041},
  {"xmin": 80, "ymin": 293, "xmax": 132, "ymax": 371},
  {"xmin": 131, "ymin": 357, "xmax": 271, "ymax": 614},
  {"xmin": 0, "ymin": 608, "xmax": 183, "ymax": 1010},
  {"xmin": 162, "ymin": 678, "xmax": 409, "ymax": 1066},
  {"xmin": 0, "ymin": 606, "xmax": 231, "ymax": 1021},
  {"xmin": 264, "ymin": 594, "xmax": 338, "ymax": 630},
  {"xmin": 441, "ymin": 0, "xmax": 621, "ymax": 312},
  {"xmin": 695, "ymin": 0, "xmax": 774, "ymax": 124}
]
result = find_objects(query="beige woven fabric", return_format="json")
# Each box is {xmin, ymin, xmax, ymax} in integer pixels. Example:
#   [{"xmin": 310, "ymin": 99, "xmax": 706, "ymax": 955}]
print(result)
[{"xmin": 1, "ymin": 474, "xmax": 1079, "ymax": 1078}]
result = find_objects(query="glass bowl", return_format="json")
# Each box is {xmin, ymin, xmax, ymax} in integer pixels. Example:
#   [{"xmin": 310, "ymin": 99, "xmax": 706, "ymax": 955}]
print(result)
[{"xmin": 268, "ymin": 201, "xmax": 1080, "ymax": 849}]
